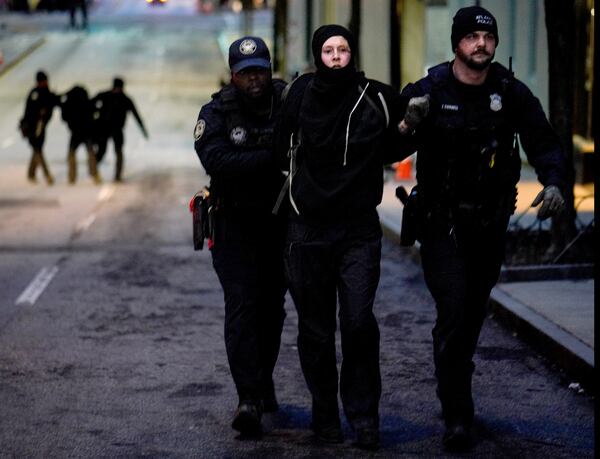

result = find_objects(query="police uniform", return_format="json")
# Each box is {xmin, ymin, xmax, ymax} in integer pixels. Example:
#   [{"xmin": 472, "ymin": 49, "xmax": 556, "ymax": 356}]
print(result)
[
  {"xmin": 92, "ymin": 79, "xmax": 148, "ymax": 182},
  {"xmin": 20, "ymin": 72, "xmax": 59, "ymax": 184},
  {"xmin": 400, "ymin": 10, "xmax": 566, "ymax": 441},
  {"xmin": 193, "ymin": 37, "xmax": 287, "ymax": 430},
  {"xmin": 60, "ymin": 85, "xmax": 101, "ymax": 184}
]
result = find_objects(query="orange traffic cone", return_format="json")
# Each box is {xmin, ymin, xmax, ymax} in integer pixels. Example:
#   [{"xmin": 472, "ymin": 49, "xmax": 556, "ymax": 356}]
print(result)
[{"xmin": 395, "ymin": 157, "xmax": 412, "ymax": 180}]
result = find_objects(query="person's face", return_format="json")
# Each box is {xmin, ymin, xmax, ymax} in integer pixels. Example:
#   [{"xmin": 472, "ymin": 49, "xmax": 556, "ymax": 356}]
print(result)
[
  {"xmin": 320, "ymin": 36, "xmax": 351, "ymax": 69},
  {"xmin": 231, "ymin": 67, "xmax": 272, "ymax": 99},
  {"xmin": 455, "ymin": 31, "xmax": 496, "ymax": 70}
]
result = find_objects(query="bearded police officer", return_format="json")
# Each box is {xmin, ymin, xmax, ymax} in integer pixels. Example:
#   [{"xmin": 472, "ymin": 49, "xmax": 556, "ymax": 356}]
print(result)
[
  {"xmin": 398, "ymin": 6, "xmax": 566, "ymax": 452},
  {"xmin": 193, "ymin": 36, "xmax": 287, "ymax": 437}
]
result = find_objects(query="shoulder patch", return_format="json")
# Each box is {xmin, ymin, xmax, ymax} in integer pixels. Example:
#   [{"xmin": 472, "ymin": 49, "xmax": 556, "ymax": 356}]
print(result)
[{"xmin": 194, "ymin": 119, "xmax": 206, "ymax": 141}]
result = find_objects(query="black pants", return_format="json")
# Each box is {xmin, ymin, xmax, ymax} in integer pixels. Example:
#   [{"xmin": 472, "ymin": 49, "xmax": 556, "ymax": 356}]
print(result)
[
  {"xmin": 67, "ymin": 130, "xmax": 99, "ymax": 183},
  {"xmin": 210, "ymin": 209, "xmax": 287, "ymax": 404},
  {"xmin": 420, "ymin": 223, "xmax": 506, "ymax": 426},
  {"xmin": 284, "ymin": 217, "xmax": 382, "ymax": 431},
  {"xmin": 95, "ymin": 130, "xmax": 124, "ymax": 181},
  {"xmin": 69, "ymin": 0, "xmax": 88, "ymax": 28}
]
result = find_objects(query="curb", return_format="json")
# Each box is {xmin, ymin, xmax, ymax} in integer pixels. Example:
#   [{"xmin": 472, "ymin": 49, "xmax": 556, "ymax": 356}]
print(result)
[
  {"xmin": 0, "ymin": 36, "xmax": 46, "ymax": 77},
  {"xmin": 488, "ymin": 288, "xmax": 595, "ymax": 393}
]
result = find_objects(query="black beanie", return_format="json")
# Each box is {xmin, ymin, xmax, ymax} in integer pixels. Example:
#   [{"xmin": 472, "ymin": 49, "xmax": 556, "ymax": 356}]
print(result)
[
  {"xmin": 451, "ymin": 6, "xmax": 499, "ymax": 51},
  {"xmin": 311, "ymin": 24, "xmax": 356, "ymax": 71}
]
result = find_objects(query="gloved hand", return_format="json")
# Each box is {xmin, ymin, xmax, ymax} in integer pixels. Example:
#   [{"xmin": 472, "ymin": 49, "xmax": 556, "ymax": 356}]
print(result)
[
  {"xmin": 399, "ymin": 94, "xmax": 430, "ymax": 134},
  {"xmin": 531, "ymin": 185, "xmax": 564, "ymax": 220}
]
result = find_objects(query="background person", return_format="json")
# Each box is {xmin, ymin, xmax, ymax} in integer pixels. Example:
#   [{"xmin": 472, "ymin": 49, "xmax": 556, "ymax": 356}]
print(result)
[
  {"xmin": 92, "ymin": 77, "xmax": 148, "ymax": 182},
  {"xmin": 398, "ymin": 5, "xmax": 567, "ymax": 452},
  {"xmin": 19, "ymin": 70, "xmax": 59, "ymax": 185},
  {"xmin": 68, "ymin": 0, "xmax": 88, "ymax": 29},
  {"xmin": 60, "ymin": 85, "xmax": 101, "ymax": 184}
]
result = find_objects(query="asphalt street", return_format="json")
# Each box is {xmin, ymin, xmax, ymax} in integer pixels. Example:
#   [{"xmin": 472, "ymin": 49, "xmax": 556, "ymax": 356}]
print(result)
[{"xmin": 0, "ymin": 3, "xmax": 595, "ymax": 458}]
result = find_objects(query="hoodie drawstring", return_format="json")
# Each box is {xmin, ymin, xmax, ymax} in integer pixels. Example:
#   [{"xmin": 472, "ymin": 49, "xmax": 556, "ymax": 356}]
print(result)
[{"xmin": 343, "ymin": 82, "xmax": 370, "ymax": 166}]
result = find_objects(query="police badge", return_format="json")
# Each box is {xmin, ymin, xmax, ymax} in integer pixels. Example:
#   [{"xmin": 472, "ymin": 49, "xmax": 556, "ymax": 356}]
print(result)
[
  {"xmin": 194, "ymin": 119, "xmax": 206, "ymax": 141},
  {"xmin": 239, "ymin": 39, "xmax": 257, "ymax": 55},
  {"xmin": 489, "ymin": 93, "xmax": 502, "ymax": 112},
  {"xmin": 230, "ymin": 126, "xmax": 247, "ymax": 145}
]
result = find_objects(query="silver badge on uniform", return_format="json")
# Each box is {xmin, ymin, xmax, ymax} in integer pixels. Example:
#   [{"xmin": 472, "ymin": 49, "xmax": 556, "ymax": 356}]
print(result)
[
  {"xmin": 489, "ymin": 93, "xmax": 502, "ymax": 112},
  {"xmin": 239, "ymin": 39, "xmax": 257, "ymax": 55},
  {"xmin": 31, "ymin": 91, "xmax": 39, "ymax": 101},
  {"xmin": 230, "ymin": 126, "xmax": 247, "ymax": 145},
  {"xmin": 194, "ymin": 119, "xmax": 206, "ymax": 141}
]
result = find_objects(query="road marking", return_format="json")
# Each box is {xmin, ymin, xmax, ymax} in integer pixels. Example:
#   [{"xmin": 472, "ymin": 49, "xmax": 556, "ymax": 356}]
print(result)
[
  {"xmin": 75, "ymin": 213, "xmax": 97, "ymax": 234},
  {"xmin": 15, "ymin": 266, "xmax": 59, "ymax": 305},
  {"xmin": 2, "ymin": 137, "xmax": 15, "ymax": 149},
  {"xmin": 98, "ymin": 184, "xmax": 115, "ymax": 202}
]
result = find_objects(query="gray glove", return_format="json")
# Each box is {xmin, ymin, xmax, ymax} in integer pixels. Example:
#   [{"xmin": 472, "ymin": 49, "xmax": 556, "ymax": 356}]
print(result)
[
  {"xmin": 531, "ymin": 185, "xmax": 564, "ymax": 220},
  {"xmin": 404, "ymin": 94, "xmax": 430, "ymax": 129}
]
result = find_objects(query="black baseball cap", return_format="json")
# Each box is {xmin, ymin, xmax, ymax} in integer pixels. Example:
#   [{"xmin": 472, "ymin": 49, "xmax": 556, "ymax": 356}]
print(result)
[{"xmin": 228, "ymin": 36, "xmax": 271, "ymax": 73}]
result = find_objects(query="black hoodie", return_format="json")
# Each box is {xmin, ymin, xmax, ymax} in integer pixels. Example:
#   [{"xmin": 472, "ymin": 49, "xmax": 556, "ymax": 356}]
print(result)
[{"xmin": 275, "ymin": 25, "xmax": 409, "ymax": 225}]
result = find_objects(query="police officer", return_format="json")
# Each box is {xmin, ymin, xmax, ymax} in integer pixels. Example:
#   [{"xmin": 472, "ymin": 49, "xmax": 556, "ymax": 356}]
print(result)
[
  {"xmin": 275, "ymin": 25, "xmax": 409, "ymax": 450},
  {"xmin": 399, "ymin": 6, "xmax": 566, "ymax": 451},
  {"xmin": 92, "ymin": 77, "xmax": 148, "ymax": 182},
  {"xmin": 20, "ymin": 70, "xmax": 59, "ymax": 185},
  {"xmin": 193, "ymin": 36, "xmax": 287, "ymax": 436},
  {"xmin": 60, "ymin": 85, "xmax": 101, "ymax": 184}
]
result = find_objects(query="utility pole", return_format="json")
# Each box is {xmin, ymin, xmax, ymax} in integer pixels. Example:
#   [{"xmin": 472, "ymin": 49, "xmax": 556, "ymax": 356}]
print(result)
[
  {"xmin": 544, "ymin": 0, "xmax": 578, "ymax": 256},
  {"xmin": 273, "ymin": 0, "xmax": 288, "ymax": 77},
  {"xmin": 242, "ymin": 0, "xmax": 253, "ymax": 35}
]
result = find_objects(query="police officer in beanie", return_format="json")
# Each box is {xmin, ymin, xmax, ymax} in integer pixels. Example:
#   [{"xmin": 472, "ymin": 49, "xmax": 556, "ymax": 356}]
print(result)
[
  {"xmin": 274, "ymin": 25, "xmax": 410, "ymax": 450},
  {"xmin": 20, "ymin": 70, "xmax": 59, "ymax": 185},
  {"xmin": 398, "ymin": 6, "xmax": 566, "ymax": 451},
  {"xmin": 193, "ymin": 36, "xmax": 287, "ymax": 436}
]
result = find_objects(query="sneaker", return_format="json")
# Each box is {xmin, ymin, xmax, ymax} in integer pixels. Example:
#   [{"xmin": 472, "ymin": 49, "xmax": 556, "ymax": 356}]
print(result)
[
  {"xmin": 356, "ymin": 427, "xmax": 379, "ymax": 450},
  {"xmin": 312, "ymin": 423, "xmax": 344, "ymax": 444},
  {"xmin": 231, "ymin": 401, "xmax": 262, "ymax": 436},
  {"xmin": 442, "ymin": 422, "xmax": 471, "ymax": 452}
]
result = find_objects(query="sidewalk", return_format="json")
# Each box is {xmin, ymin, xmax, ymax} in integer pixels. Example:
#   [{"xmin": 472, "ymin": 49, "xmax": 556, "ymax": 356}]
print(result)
[{"xmin": 377, "ymin": 165, "xmax": 595, "ymax": 392}]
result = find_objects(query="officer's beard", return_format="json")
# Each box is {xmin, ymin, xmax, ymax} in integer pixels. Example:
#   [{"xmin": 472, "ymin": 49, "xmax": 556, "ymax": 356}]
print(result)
[{"xmin": 465, "ymin": 51, "xmax": 494, "ymax": 71}]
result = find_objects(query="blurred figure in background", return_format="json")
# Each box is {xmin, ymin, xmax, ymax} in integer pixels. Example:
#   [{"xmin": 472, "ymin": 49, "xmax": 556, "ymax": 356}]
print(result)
[
  {"xmin": 92, "ymin": 77, "xmax": 148, "ymax": 182},
  {"xmin": 60, "ymin": 85, "xmax": 102, "ymax": 184},
  {"xmin": 19, "ymin": 70, "xmax": 59, "ymax": 185},
  {"xmin": 68, "ymin": 0, "xmax": 88, "ymax": 29}
]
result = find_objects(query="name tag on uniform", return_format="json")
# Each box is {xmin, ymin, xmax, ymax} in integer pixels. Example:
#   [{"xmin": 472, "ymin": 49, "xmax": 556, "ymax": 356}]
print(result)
[{"xmin": 441, "ymin": 104, "xmax": 459, "ymax": 111}]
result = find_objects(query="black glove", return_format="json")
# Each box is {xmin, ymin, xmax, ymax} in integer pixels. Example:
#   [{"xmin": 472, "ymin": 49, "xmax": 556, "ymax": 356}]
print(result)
[
  {"xmin": 398, "ymin": 94, "xmax": 430, "ymax": 134},
  {"xmin": 531, "ymin": 185, "xmax": 564, "ymax": 220}
]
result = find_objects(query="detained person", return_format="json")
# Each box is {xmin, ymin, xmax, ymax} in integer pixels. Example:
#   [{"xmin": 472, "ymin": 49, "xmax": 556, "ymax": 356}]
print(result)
[{"xmin": 274, "ymin": 24, "xmax": 412, "ymax": 450}]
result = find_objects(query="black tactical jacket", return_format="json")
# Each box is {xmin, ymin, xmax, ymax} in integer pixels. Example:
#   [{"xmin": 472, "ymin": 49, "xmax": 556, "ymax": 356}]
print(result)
[
  {"xmin": 400, "ymin": 61, "xmax": 566, "ymax": 228},
  {"xmin": 194, "ymin": 79, "xmax": 287, "ymax": 212}
]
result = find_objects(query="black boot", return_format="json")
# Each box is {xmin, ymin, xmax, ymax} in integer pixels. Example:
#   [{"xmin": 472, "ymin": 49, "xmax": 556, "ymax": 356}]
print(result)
[{"xmin": 231, "ymin": 400, "xmax": 262, "ymax": 436}]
